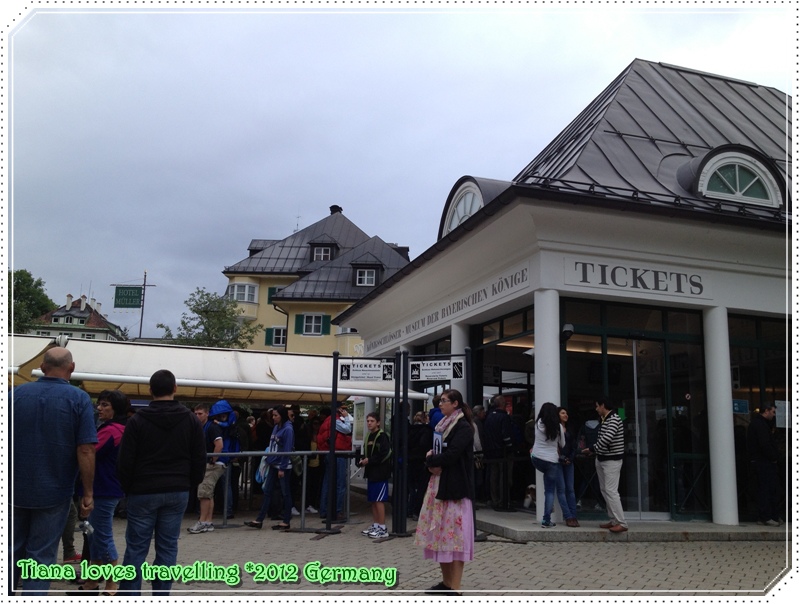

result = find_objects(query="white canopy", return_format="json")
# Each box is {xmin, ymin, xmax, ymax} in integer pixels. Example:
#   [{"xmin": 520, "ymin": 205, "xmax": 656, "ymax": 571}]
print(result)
[
  {"xmin": 8, "ymin": 335, "xmax": 53, "ymax": 386},
  {"xmin": 9, "ymin": 335, "xmax": 426, "ymax": 404}
]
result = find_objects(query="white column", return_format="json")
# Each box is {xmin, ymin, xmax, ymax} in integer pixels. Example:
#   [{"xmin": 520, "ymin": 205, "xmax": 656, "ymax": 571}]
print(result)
[
  {"xmin": 533, "ymin": 289, "xmax": 562, "ymax": 521},
  {"xmin": 362, "ymin": 396, "xmax": 377, "ymax": 445},
  {"xmin": 703, "ymin": 306, "xmax": 739, "ymax": 525},
  {"xmin": 533, "ymin": 289, "xmax": 561, "ymax": 410},
  {"xmin": 363, "ymin": 396, "xmax": 377, "ymax": 417},
  {"xmin": 450, "ymin": 322, "xmax": 470, "ymax": 396}
]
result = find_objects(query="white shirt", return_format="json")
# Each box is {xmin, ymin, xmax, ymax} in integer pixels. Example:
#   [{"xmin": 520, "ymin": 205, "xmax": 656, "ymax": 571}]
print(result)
[{"xmin": 531, "ymin": 420, "xmax": 565, "ymax": 463}]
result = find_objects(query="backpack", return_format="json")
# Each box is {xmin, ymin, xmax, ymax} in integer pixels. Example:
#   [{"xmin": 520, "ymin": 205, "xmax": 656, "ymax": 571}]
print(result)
[
  {"xmin": 367, "ymin": 430, "xmax": 392, "ymax": 464},
  {"xmin": 226, "ymin": 424, "xmax": 243, "ymax": 454}
]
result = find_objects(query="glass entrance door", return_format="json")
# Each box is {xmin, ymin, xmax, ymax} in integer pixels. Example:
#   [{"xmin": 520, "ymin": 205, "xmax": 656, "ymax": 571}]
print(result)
[
  {"xmin": 608, "ymin": 338, "xmax": 671, "ymax": 520},
  {"xmin": 565, "ymin": 332, "xmax": 710, "ymax": 520}
]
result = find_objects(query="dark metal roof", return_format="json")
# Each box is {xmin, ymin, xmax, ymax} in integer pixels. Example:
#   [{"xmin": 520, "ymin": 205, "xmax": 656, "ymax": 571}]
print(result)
[
  {"xmin": 247, "ymin": 239, "xmax": 279, "ymax": 256},
  {"xmin": 225, "ymin": 212, "xmax": 371, "ymax": 275},
  {"xmin": 514, "ymin": 59, "xmax": 791, "ymax": 221},
  {"xmin": 274, "ymin": 236, "xmax": 409, "ymax": 302},
  {"xmin": 335, "ymin": 60, "xmax": 790, "ymax": 327}
]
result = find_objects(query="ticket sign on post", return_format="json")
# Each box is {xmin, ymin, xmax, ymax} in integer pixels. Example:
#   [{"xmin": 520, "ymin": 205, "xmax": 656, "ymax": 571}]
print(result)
[
  {"xmin": 339, "ymin": 361, "xmax": 395, "ymax": 381},
  {"xmin": 409, "ymin": 360, "xmax": 463, "ymax": 381}
]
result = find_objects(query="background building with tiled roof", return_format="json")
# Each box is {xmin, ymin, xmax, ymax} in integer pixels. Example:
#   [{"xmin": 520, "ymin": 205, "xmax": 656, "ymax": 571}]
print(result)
[
  {"xmin": 33, "ymin": 294, "xmax": 127, "ymax": 341},
  {"xmin": 223, "ymin": 205, "xmax": 410, "ymax": 355}
]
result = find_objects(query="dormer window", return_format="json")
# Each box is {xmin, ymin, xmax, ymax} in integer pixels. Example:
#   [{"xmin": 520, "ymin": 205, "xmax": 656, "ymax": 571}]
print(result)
[
  {"xmin": 313, "ymin": 246, "xmax": 332, "ymax": 262},
  {"xmin": 356, "ymin": 269, "xmax": 377, "ymax": 286},
  {"xmin": 697, "ymin": 150, "xmax": 782, "ymax": 209},
  {"xmin": 443, "ymin": 182, "xmax": 484, "ymax": 235}
]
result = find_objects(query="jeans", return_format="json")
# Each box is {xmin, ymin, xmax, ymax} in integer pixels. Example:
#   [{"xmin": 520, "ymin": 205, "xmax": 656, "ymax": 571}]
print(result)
[
  {"xmin": 119, "ymin": 491, "xmax": 189, "ymax": 596},
  {"xmin": 88, "ymin": 497, "xmax": 120, "ymax": 562},
  {"xmin": 319, "ymin": 455, "xmax": 348, "ymax": 517},
  {"xmin": 256, "ymin": 467, "xmax": 293, "ymax": 524},
  {"xmin": 227, "ymin": 463, "xmax": 241, "ymax": 517},
  {"xmin": 531, "ymin": 456, "xmax": 570, "ymax": 524},
  {"xmin": 487, "ymin": 457, "xmax": 503, "ymax": 507},
  {"xmin": 13, "ymin": 499, "xmax": 72, "ymax": 595},
  {"xmin": 61, "ymin": 499, "xmax": 79, "ymax": 558},
  {"xmin": 560, "ymin": 461, "xmax": 578, "ymax": 519}
]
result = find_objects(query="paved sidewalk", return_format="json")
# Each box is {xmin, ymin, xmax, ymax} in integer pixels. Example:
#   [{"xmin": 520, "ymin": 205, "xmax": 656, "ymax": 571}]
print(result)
[{"xmin": 45, "ymin": 492, "xmax": 791, "ymax": 597}]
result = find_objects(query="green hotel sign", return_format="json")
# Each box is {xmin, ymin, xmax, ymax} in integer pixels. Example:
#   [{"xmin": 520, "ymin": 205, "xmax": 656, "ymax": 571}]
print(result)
[{"xmin": 114, "ymin": 286, "xmax": 143, "ymax": 309}]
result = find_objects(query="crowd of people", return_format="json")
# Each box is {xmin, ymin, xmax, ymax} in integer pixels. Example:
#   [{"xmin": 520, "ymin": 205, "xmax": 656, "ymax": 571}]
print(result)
[
  {"xmin": 10, "ymin": 348, "xmax": 341, "ymax": 596},
  {"xmin": 15, "ymin": 346, "xmax": 780, "ymax": 595},
  {"xmin": 9, "ymin": 350, "xmax": 580, "ymax": 597}
]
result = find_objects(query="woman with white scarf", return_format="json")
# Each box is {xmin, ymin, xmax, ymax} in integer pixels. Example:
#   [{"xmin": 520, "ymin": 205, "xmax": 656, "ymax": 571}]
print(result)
[{"xmin": 415, "ymin": 389, "xmax": 475, "ymax": 596}]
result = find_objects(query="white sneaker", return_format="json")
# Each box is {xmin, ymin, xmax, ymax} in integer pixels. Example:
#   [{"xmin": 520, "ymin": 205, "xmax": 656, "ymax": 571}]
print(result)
[
  {"xmin": 361, "ymin": 524, "xmax": 378, "ymax": 536},
  {"xmin": 187, "ymin": 521, "xmax": 209, "ymax": 534},
  {"xmin": 291, "ymin": 507, "xmax": 301, "ymax": 516},
  {"xmin": 306, "ymin": 505, "xmax": 318, "ymax": 514},
  {"xmin": 369, "ymin": 527, "xmax": 389, "ymax": 539}
]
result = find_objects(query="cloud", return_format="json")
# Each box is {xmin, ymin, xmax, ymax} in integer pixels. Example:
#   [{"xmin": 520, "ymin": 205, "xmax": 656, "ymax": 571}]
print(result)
[{"xmin": 6, "ymin": 3, "xmax": 791, "ymax": 337}]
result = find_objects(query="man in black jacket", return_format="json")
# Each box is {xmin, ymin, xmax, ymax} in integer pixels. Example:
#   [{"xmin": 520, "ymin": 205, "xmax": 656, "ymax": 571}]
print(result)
[
  {"xmin": 483, "ymin": 394, "xmax": 513, "ymax": 509},
  {"xmin": 408, "ymin": 411, "xmax": 434, "ymax": 518},
  {"xmin": 746, "ymin": 403, "xmax": 782, "ymax": 526},
  {"xmin": 117, "ymin": 370, "xmax": 206, "ymax": 595}
]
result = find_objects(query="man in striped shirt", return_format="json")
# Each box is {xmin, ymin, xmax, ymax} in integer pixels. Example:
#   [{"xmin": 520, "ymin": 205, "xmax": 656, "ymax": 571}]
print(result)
[{"xmin": 582, "ymin": 397, "xmax": 627, "ymax": 533}]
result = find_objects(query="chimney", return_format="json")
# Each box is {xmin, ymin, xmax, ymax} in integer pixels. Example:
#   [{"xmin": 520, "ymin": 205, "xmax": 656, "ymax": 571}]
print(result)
[
  {"xmin": 66, "ymin": 294, "xmax": 73, "ymax": 309},
  {"xmin": 80, "ymin": 295, "xmax": 87, "ymax": 311},
  {"xmin": 96, "ymin": 302, "xmax": 102, "ymax": 314},
  {"xmin": 90, "ymin": 297, "xmax": 96, "ymax": 310},
  {"xmin": 329, "ymin": 205, "xmax": 343, "ymax": 215}
]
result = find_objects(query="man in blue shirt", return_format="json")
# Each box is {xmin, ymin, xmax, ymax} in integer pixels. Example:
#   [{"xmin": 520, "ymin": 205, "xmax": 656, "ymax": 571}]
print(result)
[{"xmin": 12, "ymin": 347, "xmax": 97, "ymax": 595}]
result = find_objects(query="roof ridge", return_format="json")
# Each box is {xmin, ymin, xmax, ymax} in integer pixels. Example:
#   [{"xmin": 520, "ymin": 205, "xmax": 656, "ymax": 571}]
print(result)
[{"xmin": 513, "ymin": 60, "xmax": 635, "ymax": 183}]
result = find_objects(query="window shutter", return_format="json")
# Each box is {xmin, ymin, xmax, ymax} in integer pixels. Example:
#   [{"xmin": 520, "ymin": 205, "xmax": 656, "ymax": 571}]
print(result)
[
  {"xmin": 322, "ymin": 315, "xmax": 331, "ymax": 335},
  {"xmin": 295, "ymin": 314, "xmax": 305, "ymax": 334},
  {"xmin": 265, "ymin": 328, "xmax": 274, "ymax": 346},
  {"xmin": 268, "ymin": 287, "xmax": 278, "ymax": 303}
]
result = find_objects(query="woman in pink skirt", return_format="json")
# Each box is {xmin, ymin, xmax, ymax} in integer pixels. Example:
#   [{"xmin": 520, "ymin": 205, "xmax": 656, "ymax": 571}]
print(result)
[{"xmin": 414, "ymin": 388, "xmax": 475, "ymax": 595}]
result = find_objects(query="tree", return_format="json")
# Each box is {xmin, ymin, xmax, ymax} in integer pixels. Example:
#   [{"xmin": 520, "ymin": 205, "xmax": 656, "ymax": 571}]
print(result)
[
  {"xmin": 157, "ymin": 287, "xmax": 264, "ymax": 349},
  {"xmin": 9, "ymin": 269, "xmax": 58, "ymax": 334}
]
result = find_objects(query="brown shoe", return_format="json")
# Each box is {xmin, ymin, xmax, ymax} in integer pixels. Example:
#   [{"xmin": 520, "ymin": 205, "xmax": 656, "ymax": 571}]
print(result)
[
  {"xmin": 569, "ymin": 518, "xmax": 580, "ymax": 527},
  {"xmin": 608, "ymin": 524, "xmax": 628, "ymax": 533},
  {"xmin": 599, "ymin": 522, "xmax": 614, "ymax": 529}
]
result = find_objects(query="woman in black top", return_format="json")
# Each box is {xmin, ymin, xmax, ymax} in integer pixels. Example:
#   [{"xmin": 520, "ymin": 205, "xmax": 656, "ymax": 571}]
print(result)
[{"xmin": 414, "ymin": 389, "xmax": 475, "ymax": 595}]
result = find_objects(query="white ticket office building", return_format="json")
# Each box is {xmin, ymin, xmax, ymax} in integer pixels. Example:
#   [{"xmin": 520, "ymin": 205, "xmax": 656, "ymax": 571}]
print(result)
[{"xmin": 335, "ymin": 60, "xmax": 789, "ymax": 525}]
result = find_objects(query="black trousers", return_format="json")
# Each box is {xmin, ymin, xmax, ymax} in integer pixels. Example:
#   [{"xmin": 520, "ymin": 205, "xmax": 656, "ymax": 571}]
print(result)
[{"xmin": 753, "ymin": 460, "xmax": 781, "ymax": 522}]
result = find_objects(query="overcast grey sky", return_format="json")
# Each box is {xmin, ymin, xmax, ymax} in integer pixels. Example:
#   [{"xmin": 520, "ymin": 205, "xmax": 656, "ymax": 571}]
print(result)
[{"xmin": 3, "ymin": 1, "xmax": 792, "ymax": 338}]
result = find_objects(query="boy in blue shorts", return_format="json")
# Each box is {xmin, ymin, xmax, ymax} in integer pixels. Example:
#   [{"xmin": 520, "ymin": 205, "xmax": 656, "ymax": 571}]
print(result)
[{"xmin": 358, "ymin": 412, "xmax": 392, "ymax": 539}]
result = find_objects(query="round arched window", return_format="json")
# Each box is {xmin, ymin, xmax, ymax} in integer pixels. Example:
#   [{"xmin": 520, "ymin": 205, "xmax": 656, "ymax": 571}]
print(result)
[
  {"xmin": 697, "ymin": 151, "xmax": 782, "ymax": 208},
  {"xmin": 444, "ymin": 186, "xmax": 483, "ymax": 235}
]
